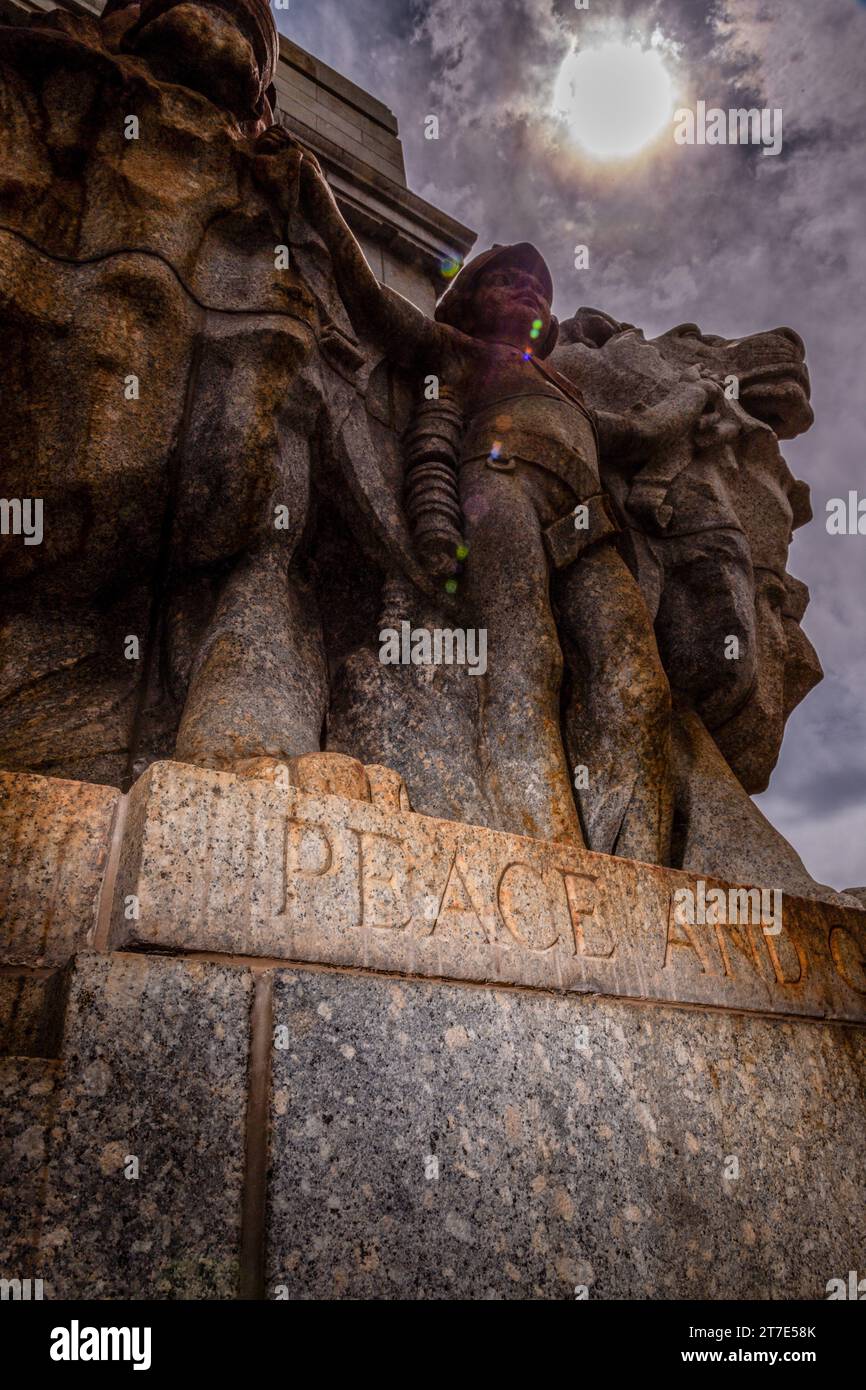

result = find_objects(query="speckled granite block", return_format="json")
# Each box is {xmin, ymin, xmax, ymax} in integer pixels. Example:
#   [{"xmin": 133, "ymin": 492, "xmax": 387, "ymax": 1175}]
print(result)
[
  {"xmin": 265, "ymin": 968, "xmax": 866, "ymax": 1300},
  {"xmin": 111, "ymin": 760, "xmax": 866, "ymax": 1022},
  {"xmin": 0, "ymin": 1057, "xmax": 60, "ymax": 1280},
  {"xmin": 0, "ymin": 970, "xmax": 67, "ymax": 1058},
  {"xmin": 30, "ymin": 952, "xmax": 254, "ymax": 1299},
  {"xmin": 0, "ymin": 771, "xmax": 119, "ymax": 967}
]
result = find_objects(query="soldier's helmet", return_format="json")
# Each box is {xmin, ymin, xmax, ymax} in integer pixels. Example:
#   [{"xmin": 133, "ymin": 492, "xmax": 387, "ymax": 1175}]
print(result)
[{"xmin": 435, "ymin": 242, "xmax": 559, "ymax": 356}]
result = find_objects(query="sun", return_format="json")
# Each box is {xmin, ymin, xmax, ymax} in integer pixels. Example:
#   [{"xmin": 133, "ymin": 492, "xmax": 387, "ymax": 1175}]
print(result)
[{"xmin": 553, "ymin": 41, "xmax": 674, "ymax": 159}]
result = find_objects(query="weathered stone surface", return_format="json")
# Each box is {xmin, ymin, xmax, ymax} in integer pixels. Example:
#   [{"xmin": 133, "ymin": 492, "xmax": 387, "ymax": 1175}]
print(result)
[
  {"xmin": 552, "ymin": 310, "xmax": 830, "ymax": 897},
  {"xmin": 265, "ymin": 967, "xmax": 866, "ymax": 1299},
  {"xmin": 0, "ymin": 970, "xmax": 67, "ymax": 1058},
  {"xmin": 232, "ymin": 750, "xmax": 412, "ymax": 812},
  {"xmin": 111, "ymin": 761, "xmax": 866, "ymax": 1022},
  {"xmin": 671, "ymin": 706, "xmax": 848, "ymax": 907},
  {"xmin": 0, "ymin": 3, "xmax": 318, "ymax": 786},
  {"xmin": 0, "ymin": 1056, "xmax": 59, "ymax": 1279},
  {"xmin": 0, "ymin": 771, "xmax": 119, "ymax": 967},
  {"xmin": 0, "ymin": 0, "xmax": 861, "ymax": 1313},
  {"xmin": 0, "ymin": 3, "xmax": 464, "ymax": 790},
  {"xmin": 299, "ymin": 210, "xmax": 686, "ymax": 855},
  {"xmin": 0, "ymin": 1, "xmax": 853, "ymax": 911},
  {"xmin": 31, "ymin": 952, "xmax": 253, "ymax": 1299}
]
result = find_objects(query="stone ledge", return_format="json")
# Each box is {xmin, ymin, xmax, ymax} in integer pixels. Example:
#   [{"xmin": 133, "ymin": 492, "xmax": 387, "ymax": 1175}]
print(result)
[
  {"xmin": 278, "ymin": 34, "xmax": 400, "ymax": 136},
  {"xmin": 275, "ymin": 108, "xmax": 475, "ymax": 278},
  {"xmin": 5, "ymin": 948, "xmax": 864, "ymax": 1298},
  {"xmin": 109, "ymin": 760, "xmax": 866, "ymax": 1024},
  {"xmin": 0, "ymin": 771, "xmax": 120, "ymax": 968}
]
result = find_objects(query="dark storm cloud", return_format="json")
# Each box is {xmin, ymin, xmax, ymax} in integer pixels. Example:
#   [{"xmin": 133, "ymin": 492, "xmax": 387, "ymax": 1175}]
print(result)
[
  {"xmin": 768, "ymin": 756, "xmax": 866, "ymax": 818},
  {"xmin": 281, "ymin": 0, "xmax": 866, "ymax": 886}
]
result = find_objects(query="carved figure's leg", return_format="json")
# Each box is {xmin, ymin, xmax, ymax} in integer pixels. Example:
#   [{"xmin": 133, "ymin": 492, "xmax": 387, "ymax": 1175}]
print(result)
[
  {"xmin": 460, "ymin": 462, "xmax": 584, "ymax": 845},
  {"xmin": 174, "ymin": 544, "xmax": 328, "ymax": 769},
  {"xmin": 559, "ymin": 542, "xmax": 673, "ymax": 864},
  {"xmin": 172, "ymin": 323, "xmax": 327, "ymax": 771}
]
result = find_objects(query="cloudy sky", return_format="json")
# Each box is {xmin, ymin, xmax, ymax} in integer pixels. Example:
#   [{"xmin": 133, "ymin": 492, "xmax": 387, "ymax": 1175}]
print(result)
[{"xmin": 279, "ymin": 0, "xmax": 866, "ymax": 889}]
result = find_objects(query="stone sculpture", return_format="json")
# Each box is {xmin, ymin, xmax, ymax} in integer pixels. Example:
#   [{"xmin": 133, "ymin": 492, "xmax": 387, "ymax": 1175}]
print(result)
[
  {"xmin": 0, "ymin": 0, "xmax": 408, "ymax": 790},
  {"xmin": 297, "ymin": 151, "xmax": 734, "ymax": 854},
  {"xmin": 551, "ymin": 310, "xmax": 843, "ymax": 898},
  {"xmin": 3, "ymin": 0, "xmax": 866, "ymax": 1311},
  {"xmin": 0, "ymin": 0, "xmax": 842, "ymax": 902}
]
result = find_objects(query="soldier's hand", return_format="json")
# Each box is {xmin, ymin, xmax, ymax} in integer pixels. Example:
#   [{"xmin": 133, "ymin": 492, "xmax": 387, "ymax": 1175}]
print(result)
[
  {"xmin": 692, "ymin": 378, "xmax": 739, "ymax": 450},
  {"xmin": 254, "ymin": 124, "xmax": 304, "ymax": 157},
  {"xmin": 677, "ymin": 375, "xmax": 718, "ymax": 424}
]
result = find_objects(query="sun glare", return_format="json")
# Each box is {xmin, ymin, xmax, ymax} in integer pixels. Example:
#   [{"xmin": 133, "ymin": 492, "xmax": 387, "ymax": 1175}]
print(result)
[{"xmin": 553, "ymin": 41, "xmax": 674, "ymax": 160}]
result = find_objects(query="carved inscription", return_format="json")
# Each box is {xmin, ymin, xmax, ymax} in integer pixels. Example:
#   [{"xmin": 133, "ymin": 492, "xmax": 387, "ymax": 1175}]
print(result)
[
  {"xmin": 272, "ymin": 804, "xmax": 858, "ymax": 1001},
  {"xmin": 662, "ymin": 892, "xmax": 808, "ymax": 987},
  {"xmin": 115, "ymin": 764, "xmax": 866, "ymax": 1022},
  {"xmin": 276, "ymin": 817, "xmax": 611, "ymax": 958},
  {"xmin": 829, "ymin": 924, "xmax": 866, "ymax": 994},
  {"xmin": 277, "ymin": 816, "xmax": 335, "ymax": 915}
]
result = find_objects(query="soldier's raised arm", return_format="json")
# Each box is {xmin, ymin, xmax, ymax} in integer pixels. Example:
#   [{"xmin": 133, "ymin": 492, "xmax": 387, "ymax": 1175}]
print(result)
[{"xmin": 298, "ymin": 148, "xmax": 457, "ymax": 374}]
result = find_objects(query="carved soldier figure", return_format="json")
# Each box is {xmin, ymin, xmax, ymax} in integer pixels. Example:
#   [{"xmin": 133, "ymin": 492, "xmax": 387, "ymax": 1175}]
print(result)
[
  {"xmin": 0, "ymin": 0, "xmax": 361, "ymax": 785},
  {"xmin": 551, "ymin": 308, "xmax": 853, "ymax": 902},
  {"xmin": 296, "ymin": 150, "xmax": 720, "ymax": 853}
]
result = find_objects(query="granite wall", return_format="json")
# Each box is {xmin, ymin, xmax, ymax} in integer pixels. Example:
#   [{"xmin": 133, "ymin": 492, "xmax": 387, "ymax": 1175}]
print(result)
[{"xmin": 1, "ymin": 763, "xmax": 864, "ymax": 1300}]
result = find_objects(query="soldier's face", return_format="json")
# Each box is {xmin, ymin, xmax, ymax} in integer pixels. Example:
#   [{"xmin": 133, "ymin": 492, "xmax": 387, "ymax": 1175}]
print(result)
[
  {"xmin": 130, "ymin": 1, "xmax": 262, "ymax": 118},
  {"xmin": 470, "ymin": 267, "xmax": 552, "ymax": 349}
]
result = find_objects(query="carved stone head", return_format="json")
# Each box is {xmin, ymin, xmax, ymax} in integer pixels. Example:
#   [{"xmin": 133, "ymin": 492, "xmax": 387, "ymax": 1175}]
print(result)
[
  {"xmin": 651, "ymin": 321, "xmax": 814, "ymax": 440},
  {"xmin": 646, "ymin": 320, "xmax": 820, "ymax": 789},
  {"xmin": 435, "ymin": 242, "xmax": 560, "ymax": 356},
  {"xmin": 120, "ymin": 0, "xmax": 279, "ymax": 128}
]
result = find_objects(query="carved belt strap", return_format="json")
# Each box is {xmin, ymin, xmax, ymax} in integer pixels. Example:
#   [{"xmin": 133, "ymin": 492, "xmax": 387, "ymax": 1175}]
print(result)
[{"xmin": 543, "ymin": 493, "xmax": 621, "ymax": 570}]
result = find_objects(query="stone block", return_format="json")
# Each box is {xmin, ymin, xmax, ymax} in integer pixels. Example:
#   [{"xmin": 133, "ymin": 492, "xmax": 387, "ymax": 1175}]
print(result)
[
  {"xmin": 278, "ymin": 39, "xmax": 399, "ymax": 134},
  {"xmin": 0, "ymin": 771, "xmax": 119, "ymax": 968},
  {"xmin": 273, "ymin": 65, "xmax": 320, "ymax": 107},
  {"xmin": 273, "ymin": 86, "xmax": 320, "ymax": 130},
  {"xmin": 313, "ymin": 118, "xmax": 403, "ymax": 182},
  {"xmin": 30, "ymin": 952, "xmax": 254, "ymax": 1299},
  {"xmin": 0, "ymin": 1056, "xmax": 59, "ymax": 1284},
  {"xmin": 112, "ymin": 761, "xmax": 866, "ymax": 1023},
  {"xmin": 265, "ymin": 967, "xmax": 866, "ymax": 1299},
  {"xmin": 0, "ymin": 970, "xmax": 67, "ymax": 1058},
  {"xmin": 312, "ymin": 100, "xmax": 365, "ymax": 144}
]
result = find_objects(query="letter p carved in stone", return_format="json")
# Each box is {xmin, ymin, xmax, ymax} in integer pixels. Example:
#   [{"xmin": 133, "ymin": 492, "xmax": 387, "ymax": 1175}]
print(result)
[{"xmin": 277, "ymin": 814, "xmax": 336, "ymax": 916}]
